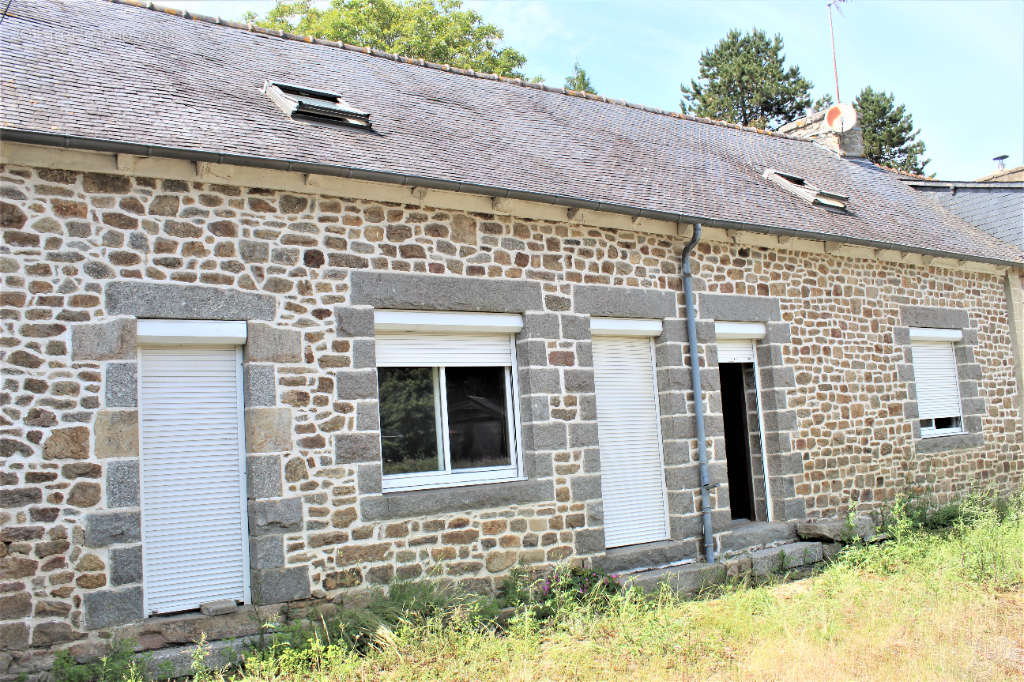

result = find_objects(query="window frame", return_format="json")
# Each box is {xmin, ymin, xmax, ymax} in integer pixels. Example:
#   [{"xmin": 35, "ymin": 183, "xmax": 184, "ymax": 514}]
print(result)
[
  {"xmin": 374, "ymin": 316, "xmax": 525, "ymax": 493},
  {"xmin": 909, "ymin": 327, "xmax": 966, "ymax": 439}
]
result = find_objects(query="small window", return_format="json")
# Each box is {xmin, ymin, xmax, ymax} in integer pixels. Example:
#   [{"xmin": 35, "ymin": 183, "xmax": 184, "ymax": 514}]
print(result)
[
  {"xmin": 263, "ymin": 81, "xmax": 371, "ymax": 129},
  {"xmin": 374, "ymin": 312, "xmax": 523, "ymax": 492},
  {"xmin": 763, "ymin": 168, "xmax": 848, "ymax": 211},
  {"xmin": 910, "ymin": 340, "xmax": 964, "ymax": 438}
]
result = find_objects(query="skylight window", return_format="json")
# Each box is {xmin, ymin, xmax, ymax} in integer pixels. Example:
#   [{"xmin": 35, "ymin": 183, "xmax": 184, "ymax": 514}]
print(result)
[
  {"xmin": 263, "ymin": 81, "xmax": 371, "ymax": 129},
  {"xmin": 763, "ymin": 168, "xmax": 848, "ymax": 211}
]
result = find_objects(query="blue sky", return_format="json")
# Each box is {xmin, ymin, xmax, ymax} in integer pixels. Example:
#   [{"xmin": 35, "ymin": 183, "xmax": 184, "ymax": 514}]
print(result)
[{"xmin": 163, "ymin": 0, "xmax": 1023, "ymax": 179}]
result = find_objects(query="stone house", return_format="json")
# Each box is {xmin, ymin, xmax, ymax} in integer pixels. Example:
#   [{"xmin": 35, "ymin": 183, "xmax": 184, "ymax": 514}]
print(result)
[{"xmin": 1, "ymin": 0, "xmax": 1022, "ymax": 674}]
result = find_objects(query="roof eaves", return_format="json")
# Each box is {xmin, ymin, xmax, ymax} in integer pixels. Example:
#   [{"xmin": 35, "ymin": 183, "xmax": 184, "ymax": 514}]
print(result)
[{"xmin": 7, "ymin": 127, "xmax": 1021, "ymax": 267}]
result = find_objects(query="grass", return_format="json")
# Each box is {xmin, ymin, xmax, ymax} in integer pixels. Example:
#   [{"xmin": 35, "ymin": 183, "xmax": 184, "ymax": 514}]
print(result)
[{"xmin": 57, "ymin": 493, "xmax": 1024, "ymax": 682}]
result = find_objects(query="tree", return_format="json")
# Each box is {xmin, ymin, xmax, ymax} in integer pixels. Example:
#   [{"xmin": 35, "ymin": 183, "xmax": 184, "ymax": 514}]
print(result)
[
  {"xmin": 564, "ymin": 61, "xmax": 596, "ymax": 94},
  {"xmin": 680, "ymin": 28, "xmax": 812, "ymax": 129},
  {"xmin": 250, "ymin": 0, "xmax": 528, "ymax": 78},
  {"xmin": 854, "ymin": 86, "xmax": 929, "ymax": 174}
]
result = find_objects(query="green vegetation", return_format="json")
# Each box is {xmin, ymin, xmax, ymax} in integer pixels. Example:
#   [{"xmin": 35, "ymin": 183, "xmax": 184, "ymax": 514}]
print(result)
[
  {"xmin": 54, "ymin": 492, "xmax": 1022, "ymax": 681},
  {"xmin": 680, "ymin": 28, "xmax": 812, "ymax": 129},
  {"xmin": 245, "ymin": 0, "xmax": 529, "ymax": 78},
  {"xmin": 564, "ymin": 62, "xmax": 597, "ymax": 95},
  {"xmin": 854, "ymin": 86, "xmax": 930, "ymax": 174}
]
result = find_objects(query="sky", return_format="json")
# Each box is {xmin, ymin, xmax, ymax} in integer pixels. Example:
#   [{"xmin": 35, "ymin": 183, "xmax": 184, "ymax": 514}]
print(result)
[{"xmin": 161, "ymin": 0, "xmax": 1023, "ymax": 180}]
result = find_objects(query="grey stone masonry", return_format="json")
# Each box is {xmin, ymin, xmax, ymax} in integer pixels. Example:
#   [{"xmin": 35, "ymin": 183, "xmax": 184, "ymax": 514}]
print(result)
[
  {"xmin": 900, "ymin": 305, "xmax": 971, "ymax": 329},
  {"xmin": 573, "ymin": 284, "xmax": 677, "ymax": 319},
  {"xmin": 106, "ymin": 460, "xmax": 139, "ymax": 508},
  {"xmin": 248, "ymin": 497, "xmax": 303, "ymax": 535},
  {"xmin": 699, "ymin": 293, "xmax": 782, "ymax": 322},
  {"xmin": 360, "ymin": 478, "xmax": 554, "ymax": 520},
  {"xmin": 105, "ymin": 362, "xmax": 137, "ymax": 408},
  {"xmin": 71, "ymin": 318, "xmax": 136, "ymax": 361},
  {"xmin": 106, "ymin": 281, "xmax": 275, "ymax": 320},
  {"xmin": 84, "ymin": 510, "xmax": 141, "ymax": 547},
  {"xmin": 246, "ymin": 455, "xmax": 283, "ymax": 499},
  {"xmin": 251, "ymin": 566, "xmax": 311, "ymax": 605},
  {"xmin": 350, "ymin": 270, "xmax": 543, "ymax": 313},
  {"xmin": 244, "ymin": 322, "xmax": 302, "ymax": 363},
  {"xmin": 243, "ymin": 365, "xmax": 276, "ymax": 407},
  {"xmin": 110, "ymin": 545, "xmax": 143, "ymax": 586},
  {"xmin": 83, "ymin": 586, "xmax": 144, "ymax": 630}
]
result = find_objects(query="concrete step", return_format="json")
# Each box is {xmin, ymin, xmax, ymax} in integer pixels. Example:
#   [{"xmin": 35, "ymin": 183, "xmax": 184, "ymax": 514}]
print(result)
[
  {"xmin": 717, "ymin": 521, "xmax": 797, "ymax": 556},
  {"xmin": 625, "ymin": 540, "xmax": 826, "ymax": 595},
  {"xmin": 625, "ymin": 561, "xmax": 726, "ymax": 596},
  {"xmin": 596, "ymin": 539, "xmax": 693, "ymax": 574}
]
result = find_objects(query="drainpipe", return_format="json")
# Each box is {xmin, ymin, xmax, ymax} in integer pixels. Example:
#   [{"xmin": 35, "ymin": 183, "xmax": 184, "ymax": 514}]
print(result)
[{"xmin": 681, "ymin": 223, "xmax": 715, "ymax": 563}]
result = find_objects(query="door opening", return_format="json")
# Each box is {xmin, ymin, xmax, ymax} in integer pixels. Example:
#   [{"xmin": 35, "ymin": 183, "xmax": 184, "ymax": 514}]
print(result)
[{"xmin": 720, "ymin": 362, "xmax": 757, "ymax": 521}]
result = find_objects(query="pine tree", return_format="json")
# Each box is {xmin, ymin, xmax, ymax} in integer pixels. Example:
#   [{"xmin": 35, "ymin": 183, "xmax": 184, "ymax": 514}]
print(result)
[
  {"xmin": 564, "ymin": 62, "xmax": 596, "ymax": 94},
  {"xmin": 680, "ymin": 28, "xmax": 812, "ymax": 129},
  {"xmin": 854, "ymin": 86, "xmax": 929, "ymax": 174}
]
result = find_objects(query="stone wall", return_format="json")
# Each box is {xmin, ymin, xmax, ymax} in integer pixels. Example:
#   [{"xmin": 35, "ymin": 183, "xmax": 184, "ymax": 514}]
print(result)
[{"xmin": 1, "ymin": 161, "xmax": 1021, "ymax": 673}]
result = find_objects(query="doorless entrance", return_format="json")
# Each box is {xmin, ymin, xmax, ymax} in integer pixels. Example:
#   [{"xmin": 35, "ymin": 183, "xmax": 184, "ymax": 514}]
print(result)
[{"xmin": 715, "ymin": 324, "xmax": 773, "ymax": 523}]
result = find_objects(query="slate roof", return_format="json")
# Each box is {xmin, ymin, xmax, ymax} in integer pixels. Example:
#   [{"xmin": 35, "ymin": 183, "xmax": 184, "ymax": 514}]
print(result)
[
  {"xmin": 903, "ymin": 180, "xmax": 1024, "ymax": 251},
  {"xmin": 2, "ymin": 0, "xmax": 1021, "ymax": 265}
]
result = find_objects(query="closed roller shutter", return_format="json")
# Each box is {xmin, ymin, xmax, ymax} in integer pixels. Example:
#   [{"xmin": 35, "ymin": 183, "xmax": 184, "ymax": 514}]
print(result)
[
  {"xmin": 717, "ymin": 338, "xmax": 756, "ymax": 364},
  {"xmin": 139, "ymin": 346, "xmax": 248, "ymax": 615},
  {"xmin": 592, "ymin": 336, "xmax": 669, "ymax": 548},
  {"xmin": 375, "ymin": 332, "xmax": 513, "ymax": 366},
  {"xmin": 911, "ymin": 341, "xmax": 962, "ymax": 420}
]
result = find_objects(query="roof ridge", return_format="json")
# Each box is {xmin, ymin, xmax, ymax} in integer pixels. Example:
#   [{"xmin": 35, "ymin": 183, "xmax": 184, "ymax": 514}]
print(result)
[{"xmin": 105, "ymin": 0, "xmax": 810, "ymax": 143}]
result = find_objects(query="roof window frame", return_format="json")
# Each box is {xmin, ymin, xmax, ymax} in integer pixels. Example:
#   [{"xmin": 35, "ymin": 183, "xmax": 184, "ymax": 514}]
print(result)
[
  {"xmin": 763, "ymin": 168, "xmax": 848, "ymax": 211},
  {"xmin": 263, "ymin": 80, "xmax": 371, "ymax": 129}
]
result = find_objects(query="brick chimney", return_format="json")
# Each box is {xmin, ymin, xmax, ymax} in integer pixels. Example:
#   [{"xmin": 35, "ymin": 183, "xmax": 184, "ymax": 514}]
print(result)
[{"xmin": 778, "ymin": 109, "xmax": 864, "ymax": 158}]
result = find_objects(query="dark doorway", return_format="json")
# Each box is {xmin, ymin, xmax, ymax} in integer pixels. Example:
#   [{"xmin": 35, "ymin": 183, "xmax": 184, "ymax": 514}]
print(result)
[{"xmin": 720, "ymin": 363, "xmax": 756, "ymax": 521}]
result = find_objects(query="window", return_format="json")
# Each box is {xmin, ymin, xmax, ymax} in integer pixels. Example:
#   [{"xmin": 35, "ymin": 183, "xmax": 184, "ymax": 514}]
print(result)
[
  {"xmin": 374, "ymin": 311, "xmax": 524, "ymax": 492},
  {"xmin": 909, "ymin": 327, "xmax": 964, "ymax": 438},
  {"xmin": 762, "ymin": 168, "xmax": 848, "ymax": 211},
  {"xmin": 263, "ymin": 81, "xmax": 371, "ymax": 129}
]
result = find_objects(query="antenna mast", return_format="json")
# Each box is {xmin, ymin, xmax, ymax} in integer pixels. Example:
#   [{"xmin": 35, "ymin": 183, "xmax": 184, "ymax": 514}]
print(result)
[{"xmin": 827, "ymin": 0, "xmax": 846, "ymax": 102}]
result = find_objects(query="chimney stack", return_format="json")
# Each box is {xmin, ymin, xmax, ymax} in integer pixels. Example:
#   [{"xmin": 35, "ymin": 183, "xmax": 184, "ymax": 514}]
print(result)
[{"xmin": 778, "ymin": 109, "xmax": 864, "ymax": 158}]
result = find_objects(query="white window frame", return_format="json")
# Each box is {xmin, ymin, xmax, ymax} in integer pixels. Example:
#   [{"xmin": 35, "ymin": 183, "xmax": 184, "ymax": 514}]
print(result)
[
  {"xmin": 374, "ymin": 311, "xmax": 525, "ymax": 493},
  {"xmin": 909, "ymin": 327, "xmax": 965, "ymax": 439}
]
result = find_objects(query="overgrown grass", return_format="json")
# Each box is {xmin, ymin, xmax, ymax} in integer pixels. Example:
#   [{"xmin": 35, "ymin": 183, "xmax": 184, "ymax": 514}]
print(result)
[{"xmin": 56, "ymin": 492, "xmax": 1024, "ymax": 681}]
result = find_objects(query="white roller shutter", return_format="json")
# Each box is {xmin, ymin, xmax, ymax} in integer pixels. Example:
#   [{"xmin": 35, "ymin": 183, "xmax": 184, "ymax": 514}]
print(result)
[
  {"xmin": 375, "ymin": 332, "xmax": 513, "ymax": 367},
  {"xmin": 592, "ymin": 336, "xmax": 669, "ymax": 548},
  {"xmin": 717, "ymin": 338, "xmax": 756, "ymax": 364},
  {"xmin": 911, "ymin": 341, "xmax": 962, "ymax": 420},
  {"xmin": 139, "ymin": 346, "xmax": 248, "ymax": 615}
]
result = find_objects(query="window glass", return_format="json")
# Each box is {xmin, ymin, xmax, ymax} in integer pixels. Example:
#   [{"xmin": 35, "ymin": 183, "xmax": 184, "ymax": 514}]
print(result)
[
  {"xmin": 445, "ymin": 366, "xmax": 511, "ymax": 470},
  {"xmin": 378, "ymin": 367, "xmax": 441, "ymax": 475}
]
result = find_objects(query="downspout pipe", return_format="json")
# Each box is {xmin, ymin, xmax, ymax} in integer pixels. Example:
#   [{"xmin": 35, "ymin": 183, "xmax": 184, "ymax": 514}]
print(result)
[{"xmin": 681, "ymin": 223, "xmax": 715, "ymax": 563}]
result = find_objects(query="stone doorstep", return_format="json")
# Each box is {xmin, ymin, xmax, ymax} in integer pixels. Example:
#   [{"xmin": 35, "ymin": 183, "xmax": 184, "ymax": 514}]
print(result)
[
  {"xmin": 716, "ymin": 521, "xmax": 798, "ymax": 557},
  {"xmin": 595, "ymin": 539, "xmax": 693, "ymax": 574},
  {"xmin": 626, "ymin": 540, "xmax": 825, "ymax": 595}
]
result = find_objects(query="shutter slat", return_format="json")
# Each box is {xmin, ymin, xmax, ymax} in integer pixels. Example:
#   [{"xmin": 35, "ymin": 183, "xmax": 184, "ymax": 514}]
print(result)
[
  {"xmin": 592, "ymin": 336, "xmax": 669, "ymax": 548},
  {"xmin": 140, "ymin": 347, "xmax": 247, "ymax": 615},
  {"xmin": 911, "ymin": 342, "xmax": 962, "ymax": 420},
  {"xmin": 717, "ymin": 339, "xmax": 756, "ymax": 364}
]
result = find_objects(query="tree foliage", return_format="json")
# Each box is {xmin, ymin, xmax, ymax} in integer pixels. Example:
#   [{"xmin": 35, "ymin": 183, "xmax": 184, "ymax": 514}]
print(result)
[
  {"xmin": 250, "ymin": 0, "xmax": 528, "ymax": 78},
  {"xmin": 564, "ymin": 61, "xmax": 596, "ymax": 94},
  {"xmin": 680, "ymin": 28, "xmax": 812, "ymax": 129},
  {"xmin": 854, "ymin": 86, "xmax": 929, "ymax": 174}
]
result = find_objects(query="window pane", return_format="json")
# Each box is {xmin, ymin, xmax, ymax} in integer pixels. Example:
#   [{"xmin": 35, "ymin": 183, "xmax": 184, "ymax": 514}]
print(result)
[
  {"xmin": 377, "ymin": 367, "xmax": 441, "ymax": 475},
  {"xmin": 445, "ymin": 366, "xmax": 512, "ymax": 470}
]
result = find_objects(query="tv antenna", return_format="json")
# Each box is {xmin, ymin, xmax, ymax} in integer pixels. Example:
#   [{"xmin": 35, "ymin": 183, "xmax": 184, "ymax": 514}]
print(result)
[{"xmin": 827, "ymin": 0, "xmax": 847, "ymax": 102}]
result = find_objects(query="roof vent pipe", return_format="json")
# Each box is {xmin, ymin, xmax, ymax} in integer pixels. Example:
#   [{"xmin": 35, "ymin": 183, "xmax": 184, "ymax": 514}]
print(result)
[
  {"xmin": 681, "ymin": 223, "xmax": 715, "ymax": 563},
  {"xmin": 994, "ymin": 154, "xmax": 1008, "ymax": 170}
]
